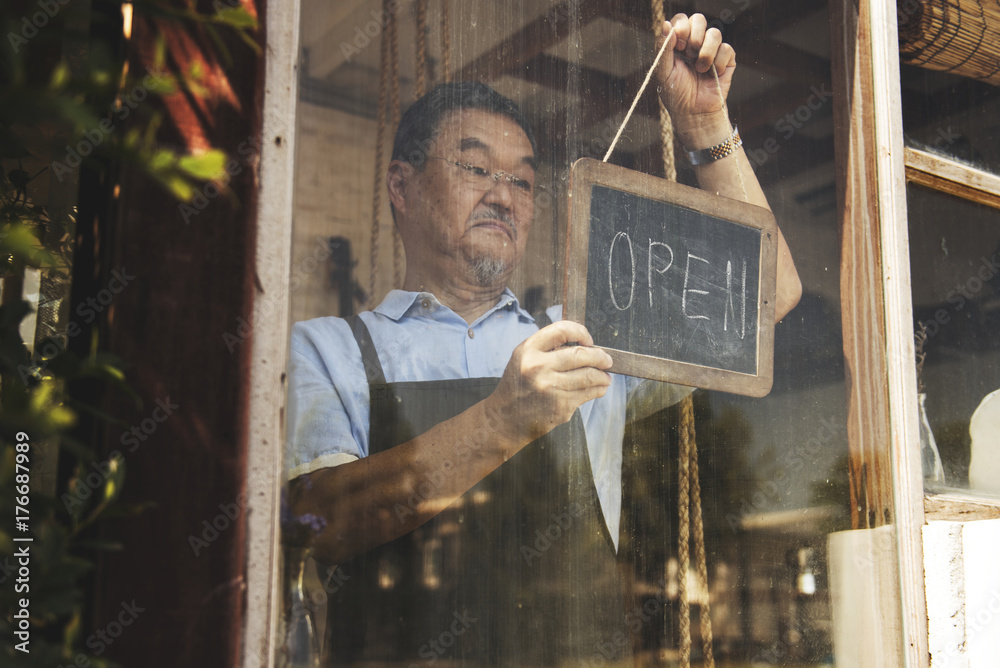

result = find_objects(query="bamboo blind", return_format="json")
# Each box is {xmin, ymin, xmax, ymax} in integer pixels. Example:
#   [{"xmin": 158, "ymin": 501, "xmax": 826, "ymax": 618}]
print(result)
[{"xmin": 898, "ymin": 0, "xmax": 1000, "ymax": 85}]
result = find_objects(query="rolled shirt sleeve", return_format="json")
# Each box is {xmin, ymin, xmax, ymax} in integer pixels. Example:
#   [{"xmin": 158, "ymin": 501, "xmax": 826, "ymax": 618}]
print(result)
[{"xmin": 285, "ymin": 318, "xmax": 370, "ymax": 480}]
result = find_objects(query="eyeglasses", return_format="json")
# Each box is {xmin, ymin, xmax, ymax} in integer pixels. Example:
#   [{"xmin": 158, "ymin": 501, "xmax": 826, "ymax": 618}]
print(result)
[{"xmin": 425, "ymin": 156, "xmax": 537, "ymax": 201}]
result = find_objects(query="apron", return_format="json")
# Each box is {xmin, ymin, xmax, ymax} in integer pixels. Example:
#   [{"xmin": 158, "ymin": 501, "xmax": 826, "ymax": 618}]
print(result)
[{"xmin": 322, "ymin": 313, "xmax": 628, "ymax": 666}]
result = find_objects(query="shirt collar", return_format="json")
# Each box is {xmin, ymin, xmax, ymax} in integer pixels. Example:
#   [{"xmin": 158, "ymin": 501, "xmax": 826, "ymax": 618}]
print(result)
[{"xmin": 373, "ymin": 288, "xmax": 535, "ymax": 323}]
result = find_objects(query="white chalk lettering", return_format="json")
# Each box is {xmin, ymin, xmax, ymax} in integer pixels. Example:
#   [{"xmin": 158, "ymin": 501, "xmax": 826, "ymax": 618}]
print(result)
[
  {"xmin": 608, "ymin": 231, "xmax": 635, "ymax": 311},
  {"xmin": 647, "ymin": 240, "xmax": 674, "ymax": 307},
  {"xmin": 724, "ymin": 259, "xmax": 747, "ymax": 338},
  {"xmin": 682, "ymin": 253, "xmax": 710, "ymax": 320}
]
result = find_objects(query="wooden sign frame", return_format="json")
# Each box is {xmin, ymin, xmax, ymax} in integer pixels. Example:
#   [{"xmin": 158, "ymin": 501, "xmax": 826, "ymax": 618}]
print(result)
[{"xmin": 563, "ymin": 158, "xmax": 779, "ymax": 397}]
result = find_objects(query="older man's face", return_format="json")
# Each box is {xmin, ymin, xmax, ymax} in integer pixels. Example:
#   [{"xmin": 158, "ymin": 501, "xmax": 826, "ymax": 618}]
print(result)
[{"xmin": 400, "ymin": 108, "xmax": 537, "ymax": 287}]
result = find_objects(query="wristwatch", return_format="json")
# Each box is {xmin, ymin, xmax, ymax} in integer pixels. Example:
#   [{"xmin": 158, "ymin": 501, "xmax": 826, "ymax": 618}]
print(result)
[{"xmin": 686, "ymin": 126, "xmax": 742, "ymax": 166}]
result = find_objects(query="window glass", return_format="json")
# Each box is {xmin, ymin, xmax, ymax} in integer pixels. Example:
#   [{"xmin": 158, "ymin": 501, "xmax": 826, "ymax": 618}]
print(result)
[
  {"xmin": 900, "ymin": 63, "xmax": 1000, "ymax": 175},
  {"xmin": 907, "ymin": 184, "xmax": 1000, "ymax": 495},
  {"xmin": 281, "ymin": 2, "xmax": 853, "ymax": 665},
  {"xmin": 899, "ymin": 20, "xmax": 1000, "ymax": 497}
]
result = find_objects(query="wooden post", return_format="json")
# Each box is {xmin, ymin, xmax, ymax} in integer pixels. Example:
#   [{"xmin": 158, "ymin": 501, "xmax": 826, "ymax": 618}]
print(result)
[{"xmin": 829, "ymin": 0, "xmax": 928, "ymax": 665}]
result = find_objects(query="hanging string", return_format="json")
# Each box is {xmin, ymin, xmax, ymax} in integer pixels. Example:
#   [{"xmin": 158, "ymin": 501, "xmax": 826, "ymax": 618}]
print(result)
[
  {"xmin": 415, "ymin": 0, "xmax": 428, "ymax": 99},
  {"xmin": 387, "ymin": 3, "xmax": 404, "ymax": 289},
  {"xmin": 369, "ymin": 0, "xmax": 392, "ymax": 308},
  {"xmin": 440, "ymin": 0, "xmax": 452, "ymax": 82},
  {"xmin": 602, "ymin": 27, "xmax": 672, "ymax": 163}
]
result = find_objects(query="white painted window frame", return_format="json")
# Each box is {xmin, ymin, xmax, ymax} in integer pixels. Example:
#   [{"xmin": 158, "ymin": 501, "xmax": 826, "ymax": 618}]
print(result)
[
  {"xmin": 866, "ymin": 3, "xmax": 929, "ymax": 666},
  {"xmin": 243, "ymin": 0, "xmax": 301, "ymax": 666}
]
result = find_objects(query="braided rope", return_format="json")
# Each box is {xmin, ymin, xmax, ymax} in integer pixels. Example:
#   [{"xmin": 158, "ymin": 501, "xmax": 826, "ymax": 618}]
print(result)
[
  {"xmin": 652, "ymin": 0, "xmax": 677, "ymax": 181},
  {"xmin": 387, "ymin": 4, "xmax": 404, "ymax": 289},
  {"xmin": 651, "ymin": 4, "xmax": 714, "ymax": 666},
  {"xmin": 415, "ymin": 0, "xmax": 428, "ymax": 98},
  {"xmin": 440, "ymin": 0, "xmax": 452, "ymax": 82},
  {"xmin": 687, "ymin": 397, "xmax": 715, "ymax": 667},
  {"xmin": 369, "ymin": 1, "xmax": 392, "ymax": 308},
  {"xmin": 658, "ymin": 99, "xmax": 678, "ymax": 182},
  {"xmin": 678, "ymin": 394, "xmax": 692, "ymax": 667}
]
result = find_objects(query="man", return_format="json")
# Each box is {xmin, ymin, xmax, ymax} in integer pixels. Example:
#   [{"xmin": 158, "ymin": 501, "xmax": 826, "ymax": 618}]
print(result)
[{"xmin": 287, "ymin": 14, "xmax": 801, "ymax": 666}]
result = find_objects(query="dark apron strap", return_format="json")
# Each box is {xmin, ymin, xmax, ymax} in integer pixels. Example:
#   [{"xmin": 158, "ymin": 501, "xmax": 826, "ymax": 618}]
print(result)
[{"xmin": 345, "ymin": 314, "xmax": 386, "ymax": 385}]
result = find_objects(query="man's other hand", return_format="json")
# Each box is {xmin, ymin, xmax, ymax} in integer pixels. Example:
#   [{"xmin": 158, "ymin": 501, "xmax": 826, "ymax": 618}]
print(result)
[{"xmin": 484, "ymin": 320, "xmax": 613, "ymax": 447}]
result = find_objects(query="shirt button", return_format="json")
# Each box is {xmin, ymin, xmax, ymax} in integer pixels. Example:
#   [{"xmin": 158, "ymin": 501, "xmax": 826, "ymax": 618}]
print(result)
[
  {"xmin": 468, "ymin": 329, "xmax": 475, "ymax": 339},
  {"xmin": 421, "ymin": 299, "xmax": 430, "ymax": 309}
]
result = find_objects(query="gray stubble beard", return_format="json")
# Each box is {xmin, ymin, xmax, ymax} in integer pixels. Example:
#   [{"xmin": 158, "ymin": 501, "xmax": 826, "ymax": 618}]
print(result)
[{"xmin": 467, "ymin": 252, "xmax": 509, "ymax": 287}]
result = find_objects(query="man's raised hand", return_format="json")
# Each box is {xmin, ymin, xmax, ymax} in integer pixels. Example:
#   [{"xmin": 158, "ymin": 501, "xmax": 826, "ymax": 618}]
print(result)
[{"xmin": 656, "ymin": 13, "xmax": 737, "ymax": 132}]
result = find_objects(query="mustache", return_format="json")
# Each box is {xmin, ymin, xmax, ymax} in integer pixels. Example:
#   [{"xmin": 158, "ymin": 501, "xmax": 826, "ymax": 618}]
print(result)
[{"xmin": 469, "ymin": 207, "xmax": 517, "ymax": 239}]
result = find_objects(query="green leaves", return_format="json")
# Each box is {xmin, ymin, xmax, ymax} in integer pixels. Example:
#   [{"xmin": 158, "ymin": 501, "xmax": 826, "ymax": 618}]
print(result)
[
  {"xmin": 178, "ymin": 150, "xmax": 227, "ymax": 180},
  {"xmin": 48, "ymin": 61, "xmax": 71, "ymax": 91},
  {"xmin": 214, "ymin": 5, "xmax": 258, "ymax": 30},
  {"xmin": 143, "ymin": 148, "xmax": 228, "ymax": 202},
  {"xmin": 0, "ymin": 222, "xmax": 60, "ymax": 270}
]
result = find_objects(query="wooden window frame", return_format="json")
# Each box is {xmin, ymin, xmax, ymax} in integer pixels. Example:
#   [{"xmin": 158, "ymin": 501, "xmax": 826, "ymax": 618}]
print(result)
[
  {"xmin": 904, "ymin": 139, "xmax": 1000, "ymax": 525},
  {"xmin": 832, "ymin": 0, "xmax": 932, "ymax": 664},
  {"xmin": 905, "ymin": 148, "xmax": 1000, "ymax": 213},
  {"xmin": 835, "ymin": 1, "xmax": 1000, "ymax": 665}
]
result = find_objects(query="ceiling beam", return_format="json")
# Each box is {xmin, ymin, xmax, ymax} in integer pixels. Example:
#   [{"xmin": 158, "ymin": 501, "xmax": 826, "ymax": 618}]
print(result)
[{"xmin": 455, "ymin": 0, "xmax": 605, "ymax": 82}]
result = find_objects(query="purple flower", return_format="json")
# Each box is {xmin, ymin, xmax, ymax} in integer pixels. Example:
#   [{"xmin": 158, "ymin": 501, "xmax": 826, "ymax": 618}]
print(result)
[{"xmin": 280, "ymin": 488, "xmax": 327, "ymax": 544}]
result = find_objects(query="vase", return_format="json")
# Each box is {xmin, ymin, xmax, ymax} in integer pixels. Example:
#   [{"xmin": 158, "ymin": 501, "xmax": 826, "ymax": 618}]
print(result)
[{"xmin": 280, "ymin": 547, "xmax": 321, "ymax": 668}]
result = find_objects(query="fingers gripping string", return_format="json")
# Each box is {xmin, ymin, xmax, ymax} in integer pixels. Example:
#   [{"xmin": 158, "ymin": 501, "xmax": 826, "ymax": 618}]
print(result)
[{"xmin": 605, "ymin": 25, "xmax": 751, "ymax": 209}]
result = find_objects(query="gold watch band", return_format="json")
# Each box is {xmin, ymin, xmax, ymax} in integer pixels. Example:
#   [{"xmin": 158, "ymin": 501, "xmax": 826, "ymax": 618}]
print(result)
[{"xmin": 686, "ymin": 126, "xmax": 742, "ymax": 166}]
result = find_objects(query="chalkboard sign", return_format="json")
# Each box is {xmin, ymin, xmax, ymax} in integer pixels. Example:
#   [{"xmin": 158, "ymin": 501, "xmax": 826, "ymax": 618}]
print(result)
[{"xmin": 563, "ymin": 158, "xmax": 778, "ymax": 397}]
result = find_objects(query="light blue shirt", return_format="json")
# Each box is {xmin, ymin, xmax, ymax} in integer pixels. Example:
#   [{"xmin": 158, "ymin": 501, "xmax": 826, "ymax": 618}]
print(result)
[{"xmin": 285, "ymin": 288, "xmax": 691, "ymax": 548}]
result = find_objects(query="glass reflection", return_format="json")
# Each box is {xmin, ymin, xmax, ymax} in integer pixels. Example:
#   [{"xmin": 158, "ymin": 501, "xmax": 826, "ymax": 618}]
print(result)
[
  {"xmin": 284, "ymin": 1, "xmax": 849, "ymax": 665},
  {"xmin": 908, "ymin": 184, "xmax": 1000, "ymax": 495}
]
